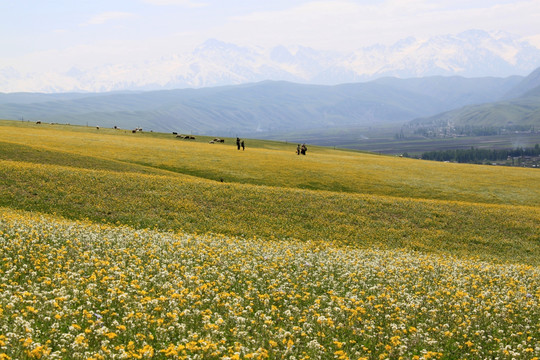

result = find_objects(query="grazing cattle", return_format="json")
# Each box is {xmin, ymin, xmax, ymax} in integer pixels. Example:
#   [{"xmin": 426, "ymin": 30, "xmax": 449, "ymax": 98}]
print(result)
[
  {"xmin": 36, "ymin": 121, "xmax": 41, "ymax": 124},
  {"xmin": 172, "ymin": 132, "xmax": 177, "ymax": 135},
  {"xmin": 213, "ymin": 138, "xmax": 225, "ymax": 143},
  {"xmin": 132, "ymin": 129, "xmax": 137, "ymax": 133},
  {"xmin": 96, "ymin": 126, "xmax": 100, "ymax": 130}
]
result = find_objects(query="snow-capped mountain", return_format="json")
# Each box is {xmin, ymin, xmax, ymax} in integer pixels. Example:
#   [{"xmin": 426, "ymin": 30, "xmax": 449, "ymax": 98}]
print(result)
[
  {"xmin": 1, "ymin": 30, "xmax": 539, "ymax": 93},
  {"xmin": 348, "ymin": 30, "xmax": 540, "ymax": 79}
]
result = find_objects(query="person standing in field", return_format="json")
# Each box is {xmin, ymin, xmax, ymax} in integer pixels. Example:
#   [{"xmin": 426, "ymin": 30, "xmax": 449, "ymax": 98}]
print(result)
[
  {"xmin": 241, "ymin": 140, "xmax": 245, "ymax": 151},
  {"xmin": 301, "ymin": 143, "xmax": 307, "ymax": 155},
  {"xmin": 296, "ymin": 144, "xmax": 301, "ymax": 155},
  {"xmin": 236, "ymin": 137, "xmax": 241, "ymax": 150}
]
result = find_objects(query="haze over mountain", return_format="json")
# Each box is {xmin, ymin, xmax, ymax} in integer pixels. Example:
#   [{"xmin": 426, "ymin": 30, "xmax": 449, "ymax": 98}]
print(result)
[
  {"xmin": 1, "ymin": 30, "xmax": 539, "ymax": 93},
  {"xmin": 410, "ymin": 67, "xmax": 540, "ymax": 130},
  {"xmin": 0, "ymin": 73, "xmax": 528, "ymax": 137}
]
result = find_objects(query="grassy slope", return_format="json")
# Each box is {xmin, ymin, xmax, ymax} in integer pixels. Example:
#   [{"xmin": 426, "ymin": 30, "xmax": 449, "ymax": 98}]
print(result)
[
  {"xmin": 1, "ymin": 120, "xmax": 539, "ymax": 265},
  {"xmin": 415, "ymin": 94, "xmax": 540, "ymax": 128},
  {"xmin": 1, "ymin": 121, "xmax": 539, "ymax": 205}
]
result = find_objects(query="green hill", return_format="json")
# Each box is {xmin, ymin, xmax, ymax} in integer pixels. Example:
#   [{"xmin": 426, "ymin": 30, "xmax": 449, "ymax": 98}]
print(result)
[{"xmin": 411, "ymin": 92, "xmax": 540, "ymax": 128}]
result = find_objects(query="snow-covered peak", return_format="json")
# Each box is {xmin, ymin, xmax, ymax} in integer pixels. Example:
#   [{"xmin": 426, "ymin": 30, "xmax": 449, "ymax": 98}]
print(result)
[{"xmin": 1, "ymin": 30, "xmax": 539, "ymax": 93}]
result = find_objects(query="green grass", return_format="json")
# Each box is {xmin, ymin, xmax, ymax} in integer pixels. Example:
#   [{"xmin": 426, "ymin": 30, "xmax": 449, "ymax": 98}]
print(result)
[
  {"xmin": 1, "ymin": 120, "xmax": 539, "ymax": 206},
  {"xmin": 0, "ymin": 120, "xmax": 539, "ymax": 265}
]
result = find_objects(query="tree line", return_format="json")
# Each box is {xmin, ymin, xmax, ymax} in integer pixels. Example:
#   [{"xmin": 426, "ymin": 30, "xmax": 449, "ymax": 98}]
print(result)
[{"xmin": 418, "ymin": 144, "xmax": 540, "ymax": 163}]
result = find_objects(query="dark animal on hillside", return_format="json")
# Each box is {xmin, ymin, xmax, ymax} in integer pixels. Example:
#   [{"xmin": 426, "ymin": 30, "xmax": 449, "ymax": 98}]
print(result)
[
  {"xmin": 172, "ymin": 132, "xmax": 177, "ymax": 135},
  {"xmin": 36, "ymin": 121, "xmax": 41, "ymax": 124}
]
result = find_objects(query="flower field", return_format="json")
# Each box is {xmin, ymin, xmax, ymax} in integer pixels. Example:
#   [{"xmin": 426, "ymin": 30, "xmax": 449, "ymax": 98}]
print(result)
[
  {"xmin": 0, "ymin": 120, "xmax": 539, "ymax": 359},
  {"xmin": 1, "ymin": 159, "xmax": 539, "ymax": 265},
  {"xmin": 0, "ymin": 208, "xmax": 538, "ymax": 359}
]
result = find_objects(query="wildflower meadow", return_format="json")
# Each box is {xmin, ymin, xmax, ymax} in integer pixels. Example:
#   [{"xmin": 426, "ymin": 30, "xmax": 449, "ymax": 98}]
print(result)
[
  {"xmin": 0, "ymin": 209, "xmax": 538, "ymax": 359},
  {"xmin": 0, "ymin": 121, "xmax": 539, "ymax": 359}
]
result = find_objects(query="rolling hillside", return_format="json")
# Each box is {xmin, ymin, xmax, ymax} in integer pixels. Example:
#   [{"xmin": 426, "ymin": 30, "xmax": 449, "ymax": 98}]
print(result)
[
  {"xmin": 0, "ymin": 120, "xmax": 538, "ymax": 263},
  {"xmin": 0, "ymin": 120, "xmax": 538, "ymax": 359}
]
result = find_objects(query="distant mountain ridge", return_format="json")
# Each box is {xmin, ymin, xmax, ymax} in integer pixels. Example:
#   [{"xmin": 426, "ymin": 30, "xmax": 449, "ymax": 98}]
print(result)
[
  {"xmin": 1, "ymin": 30, "xmax": 539, "ymax": 93},
  {"xmin": 503, "ymin": 67, "xmax": 540, "ymax": 99},
  {"xmin": 0, "ymin": 75, "xmax": 526, "ymax": 136},
  {"xmin": 410, "ymin": 67, "xmax": 540, "ymax": 130}
]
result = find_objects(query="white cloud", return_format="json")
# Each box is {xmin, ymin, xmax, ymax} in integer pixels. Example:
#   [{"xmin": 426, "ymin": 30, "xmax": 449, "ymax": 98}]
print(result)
[
  {"xmin": 141, "ymin": 0, "xmax": 207, "ymax": 7},
  {"xmin": 82, "ymin": 12, "xmax": 136, "ymax": 26},
  {"xmin": 216, "ymin": 0, "xmax": 540, "ymax": 51},
  {"xmin": 221, "ymin": 1, "xmax": 368, "ymax": 50},
  {"xmin": 3, "ymin": 0, "xmax": 540, "ymax": 81}
]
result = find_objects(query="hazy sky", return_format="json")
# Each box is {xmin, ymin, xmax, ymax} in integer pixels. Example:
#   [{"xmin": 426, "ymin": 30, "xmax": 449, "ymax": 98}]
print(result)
[{"xmin": 2, "ymin": 0, "xmax": 540, "ymax": 73}]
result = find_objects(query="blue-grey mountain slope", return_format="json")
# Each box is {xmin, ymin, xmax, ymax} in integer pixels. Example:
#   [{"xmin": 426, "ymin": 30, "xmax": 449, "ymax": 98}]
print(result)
[
  {"xmin": 410, "ymin": 67, "xmax": 540, "ymax": 129},
  {"xmin": 0, "ymin": 76, "xmax": 523, "ymax": 136}
]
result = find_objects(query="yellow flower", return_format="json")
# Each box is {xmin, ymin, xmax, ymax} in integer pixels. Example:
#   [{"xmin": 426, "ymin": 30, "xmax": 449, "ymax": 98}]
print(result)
[{"xmin": 105, "ymin": 332, "xmax": 118, "ymax": 340}]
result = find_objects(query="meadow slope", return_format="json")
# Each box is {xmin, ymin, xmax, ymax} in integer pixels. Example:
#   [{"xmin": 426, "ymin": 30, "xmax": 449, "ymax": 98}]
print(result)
[
  {"xmin": 1, "ymin": 121, "xmax": 539, "ymax": 264},
  {"xmin": 1, "ymin": 121, "xmax": 539, "ymax": 206},
  {"xmin": 0, "ymin": 120, "xmax": 539, "ymax": 359}
]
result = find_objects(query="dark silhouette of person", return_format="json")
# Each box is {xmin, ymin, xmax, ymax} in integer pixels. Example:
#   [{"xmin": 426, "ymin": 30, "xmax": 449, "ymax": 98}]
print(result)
[
  {"xmin": 296, "ymin": 144, "xmax": 301, "ymax": 155},
  {"xmin": 241, "ymin": 140, "xmax": 245, "ymax": 151},
  {"xmin": 301, "ymin": 144, "xmax": 307, "ymax": 155},
  {"xmin": 236, "ymin": 137, "xmax": 240, "ymax": 150}
]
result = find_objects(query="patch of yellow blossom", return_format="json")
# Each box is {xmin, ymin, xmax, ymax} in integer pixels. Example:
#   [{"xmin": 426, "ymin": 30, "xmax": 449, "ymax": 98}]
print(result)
[{"xmin": 0, "ymin": 207, "xmax": 538, "ymax": 359}]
